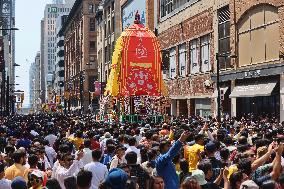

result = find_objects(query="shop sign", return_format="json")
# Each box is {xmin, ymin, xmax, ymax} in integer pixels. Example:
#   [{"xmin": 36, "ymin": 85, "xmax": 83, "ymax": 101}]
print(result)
[{"xmin": 244, "ymin": 69, "xmax": 261, "ymax": 78}]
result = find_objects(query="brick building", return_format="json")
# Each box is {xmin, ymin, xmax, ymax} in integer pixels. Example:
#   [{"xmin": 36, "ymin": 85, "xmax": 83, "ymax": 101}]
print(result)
[
  {"xmin": 216, "ymin": 0, "xmax": 284, "ymax": 120},
  {"xmin": 62, "ymin": 0, "xmax": 100, "ymax": 113},
  {"xmin": 157, "ymin": 0, "xmax": 228, "ymax": 117},
  {"xmin": 157, "ymin": 0, "xmax": 284, "ymax": 120}
]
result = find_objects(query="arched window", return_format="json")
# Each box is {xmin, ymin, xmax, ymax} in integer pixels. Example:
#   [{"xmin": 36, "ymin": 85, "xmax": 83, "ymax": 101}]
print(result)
[{"xmin": 238, "ymin": 5, "xmax": 279, "ymax": 66}]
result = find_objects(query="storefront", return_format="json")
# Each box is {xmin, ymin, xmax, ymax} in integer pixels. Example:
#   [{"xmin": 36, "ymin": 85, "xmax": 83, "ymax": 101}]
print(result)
[
  {"xmin": 230, "ymin": 77, "xmax": 280, "ymax": 118},
  {"xmin": 212, "ymin": 62, "xmax": 284, "ymax": 120},
  {"xmin": 194, "ymin": 98, "xmax": 211, "ymax": 117}
]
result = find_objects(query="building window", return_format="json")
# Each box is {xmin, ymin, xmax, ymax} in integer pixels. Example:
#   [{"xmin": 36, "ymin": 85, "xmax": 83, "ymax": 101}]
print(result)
[
  {"xmin": 105, "ymin": 46, "xmax": 108, "ymax": 62},
  {"xmin": 111, "ymin": 16, "xmax": 115, "ymax": 33},
  {"xmin": 111, "ymin": 1, "xmax": 115, "ymax": 11},
  {"xmin": 169, "ymin": 47, "xmax": 176, "ymax": 79},
  {"xmin": 201, "ymin": 35, "xmax": 210, "ymax": 72},
  {"xmin": 104, "ymin": 21, "xmax": 107, "ymax": 38},
  {"xmin": 218, "ymin": 6, "xmax": 230, "ymax": 70},
  {"xmin": 105, "ymin": 70, "xmax": 108, "ymax": 82},
  {"xmin": 160, "ymin": 0, "xmax": 198, "ymax": 18},
  {"xmin": 190, "ymin": 39, "xmax": 199, "ymax": 74},
  {"xmin": 160, "ymin": 0, "xmax": 173, "ymax": 18},
  {"xmin": 88, "ymin": 4, "xmax": 94, "ymax": 13},
  {"xmin": 238, "ymin": 5, "xmax": 279, "ymax": 67},
  {"xmin": 90, "ymin": 18, "xmax": 95, "ymax": 31},
  {"xmin": 108, "ymin": 20, "xmax": 111, "ymax": 35},
  {"xmin": 178, "ymin": 43, "xmax": 186, "ymax": 77}
]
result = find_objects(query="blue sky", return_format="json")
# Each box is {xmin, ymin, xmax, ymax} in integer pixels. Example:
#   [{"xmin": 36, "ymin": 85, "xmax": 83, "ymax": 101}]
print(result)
[{"xmin": 15, "ymin": 0, "xmax": 53, "ymax": 106}]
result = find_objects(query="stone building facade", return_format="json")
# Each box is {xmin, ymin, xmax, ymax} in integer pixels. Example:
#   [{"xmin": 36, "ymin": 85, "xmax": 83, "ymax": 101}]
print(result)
[{"xmin": 62, "ymin": 0, "xmax": 100, "ymax": 113}]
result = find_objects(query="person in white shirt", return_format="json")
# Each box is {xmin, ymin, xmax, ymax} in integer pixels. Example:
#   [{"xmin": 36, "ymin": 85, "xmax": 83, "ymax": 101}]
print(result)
[
  {"xmin": 84, "ymin": 149, "xmax": 108, "ymax": 189},
  {"xmin": 44, "ymin": 140, "xmax": 57, "ymax": 168},
  {"xmin": 125, "ymin": 136, "xmax": 141, "ymax": 164},
  {"xmin": 109, "ymin": 145, "xmax": 126, "ymax": 170},
  {"xmin": 55, "ymin": 151, "xmax": 84, "ymax": 189},
  {"xmin": 100, "ymin": 132, "xmax": 112, "ymax": 152},
  {"xmin": 44, "ymin": 130, "xmax": 58, "ymax": 147},
  {"xmin": 134, "ymin": 129, "xmax": 143, "ymax": 144},
  {"xmin": 77, "ymin": 139, "xmax": 92, "ymax": 166},
  {"xmin": 0, "ymin": 162, "xmax": 11, "ymax": 189}
]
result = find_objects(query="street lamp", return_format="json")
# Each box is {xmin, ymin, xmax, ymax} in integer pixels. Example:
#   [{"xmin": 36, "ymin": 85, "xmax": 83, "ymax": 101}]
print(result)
[
  {"xmin": 13, "ymin": 63, "xmax": 20, "ymax": 67},
  {"xmin": 215, "ymin": 53, "xmax": 237, "ymax": 122}
]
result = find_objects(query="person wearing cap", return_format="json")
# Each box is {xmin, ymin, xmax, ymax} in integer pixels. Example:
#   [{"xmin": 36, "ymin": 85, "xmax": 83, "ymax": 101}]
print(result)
[
  {"xmin": 155, "ymin": 131, "xmax": 189, "ymax": 189},
  {"xmin": 239, "ymin": 180, "xmax": 259, "ymax": 189},
  {"xmin": 27, "ymin": 154, "xmax": 49, "ymax": 186},
  {"xmin": 105, "ymin": 168, "xmax": 128, "ymax": 189},
  {"xmin": 100, "ymin": 132, "xmax": 112, "ymax": 152},
  {"xmin": 191, "ymin": 169, "xmax": 220, "ymax": 189},
  {"xmin": 0, "ymin": 162, "xmax": 12, "ymax": 189},
  {"xmin": 11, "ymin": 176, "xmax": 27, "ymax": 189},
  {"xmin": 204, "ymin": 141, "xmax": 222, "ymax": 182},
  {"xmin": 28, "ymin": 170, "xmax": 45, "ymax": 189}
]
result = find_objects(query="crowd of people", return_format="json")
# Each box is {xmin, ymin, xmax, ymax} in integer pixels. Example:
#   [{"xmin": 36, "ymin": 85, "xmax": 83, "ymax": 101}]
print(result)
[{"xmin": 0, "ymin": 113, "xmax": 284, "ymax": 189}]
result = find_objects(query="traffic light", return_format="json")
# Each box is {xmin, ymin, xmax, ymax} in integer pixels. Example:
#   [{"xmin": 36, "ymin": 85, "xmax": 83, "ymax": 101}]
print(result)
[
  {"xmin": 56, "ymin": 95, "xmax": 61, "ymax": 104},
  {"xmin": 220, "ymin": 89, "xmax": 225, "ymax": 101}
]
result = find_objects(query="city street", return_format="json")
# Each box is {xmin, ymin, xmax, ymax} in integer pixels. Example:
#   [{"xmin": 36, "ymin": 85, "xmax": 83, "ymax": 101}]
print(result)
[{"xmin": 0, "ymin": 0, "xmax": 284, "ymax": 189}]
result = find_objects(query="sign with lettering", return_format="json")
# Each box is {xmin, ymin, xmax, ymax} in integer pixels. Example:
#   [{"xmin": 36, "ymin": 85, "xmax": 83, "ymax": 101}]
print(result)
[
  {"xmin": 1, "ymin": 0, "xmax": 12, "ymax": 36},
  {"xmin": 244, "ymin": 70, "xmax": 261, "ymax": 78},
  {"xmin": 122, "ymin": 0, "xmax": 146, "ymax": 30},
  {"xmin": 50, "ymin": 7, "xmax": 58, "ymax": 13}
]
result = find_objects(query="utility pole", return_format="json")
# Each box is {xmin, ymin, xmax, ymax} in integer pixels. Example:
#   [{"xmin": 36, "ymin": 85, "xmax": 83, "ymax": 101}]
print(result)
[
  {"xmin": 216, "ymin": 53, "xmax": 221, "ymax": 122},
  {"xmin": 5, "ymin": 75, "xmax": 9, "ymax": 116},
  {"xmin": 80, "ymin": 73, "xmax": 84, "ymax": 115}
]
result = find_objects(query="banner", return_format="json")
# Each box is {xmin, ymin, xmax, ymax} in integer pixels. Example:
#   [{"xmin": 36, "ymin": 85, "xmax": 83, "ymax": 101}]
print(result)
[
  {"xmin": 94, "ymin": 81, "xmax": 101, "ymax": 96},
  {"xmin": 120, "ymin": 24, "xmax": 162, "ymax": 96},
  {"xmin": 105, "ymin": 13, "xmax": 165, "ymax": 97}
]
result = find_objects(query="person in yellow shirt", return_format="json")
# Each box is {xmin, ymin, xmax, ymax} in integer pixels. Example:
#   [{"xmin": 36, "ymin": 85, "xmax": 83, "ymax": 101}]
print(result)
[
  {"xmin": 69, "ymin": 131, "xmax": 84, "ymax": 150},
  {"xmin": 187, "ymin": 134, "xmax": 205, "ymax": 172},
  {"xmin": 5, "ymin": 150, "xmax": 28, "ymax": 181}
]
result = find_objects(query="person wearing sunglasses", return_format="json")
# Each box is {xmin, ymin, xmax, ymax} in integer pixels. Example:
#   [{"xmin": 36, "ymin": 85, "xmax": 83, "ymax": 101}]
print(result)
[
  {"xmin": 28, "ymin": 170, "xmax": 44, "ymax": 189},
  {"xmin": 54, "ymin": 151, "xmax": 84, "ymax": 189}
]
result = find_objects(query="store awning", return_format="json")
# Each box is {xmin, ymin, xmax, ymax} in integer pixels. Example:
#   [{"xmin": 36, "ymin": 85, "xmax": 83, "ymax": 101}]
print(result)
[
  {"xmin": 229, "ymin": 82, "xmax": 277, "ymax": 98},
  {"xmin": 212, "ymin": 87, "xmax": 228, "ymax": 98}
]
